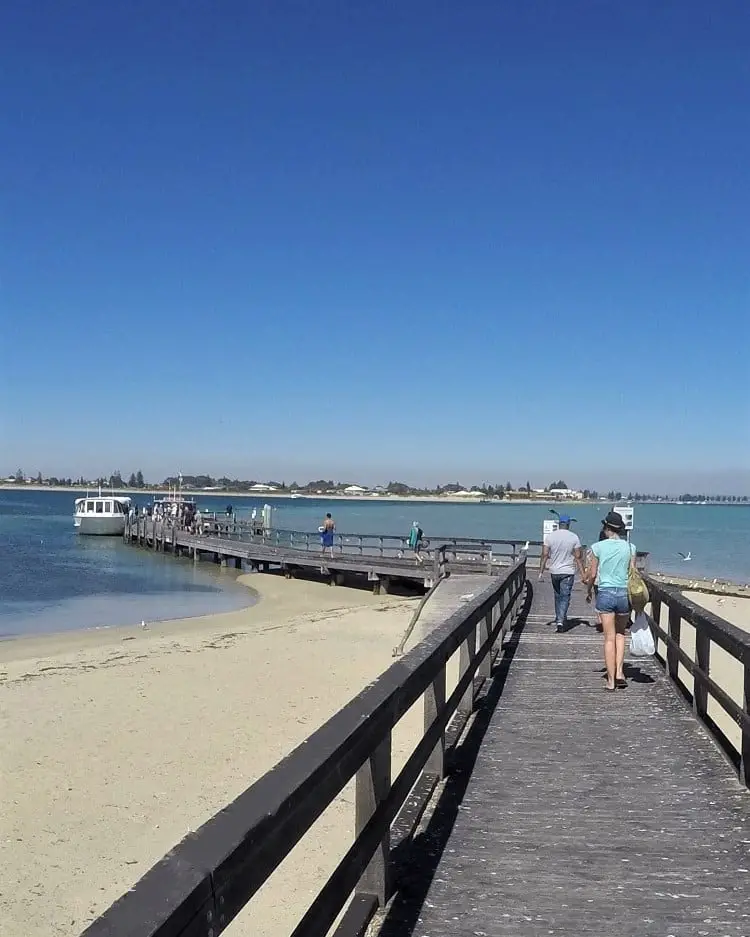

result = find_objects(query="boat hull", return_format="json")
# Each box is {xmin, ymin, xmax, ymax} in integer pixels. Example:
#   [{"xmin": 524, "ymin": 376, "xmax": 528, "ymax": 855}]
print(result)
[{"xmin": 75, "ymin": 515, "xmax": 127, "ymax": 536}]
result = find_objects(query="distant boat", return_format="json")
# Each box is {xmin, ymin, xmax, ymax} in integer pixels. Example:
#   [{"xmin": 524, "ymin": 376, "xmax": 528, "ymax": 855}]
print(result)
[{"xmin": 74, "ymin": 490, "xmax": 132, "ymax": 536}]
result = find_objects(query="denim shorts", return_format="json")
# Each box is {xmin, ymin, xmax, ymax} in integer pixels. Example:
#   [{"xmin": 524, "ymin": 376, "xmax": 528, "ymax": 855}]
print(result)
[{"xmin": 596, "ymin": 587, "xmax": 630, "ymax": 614}]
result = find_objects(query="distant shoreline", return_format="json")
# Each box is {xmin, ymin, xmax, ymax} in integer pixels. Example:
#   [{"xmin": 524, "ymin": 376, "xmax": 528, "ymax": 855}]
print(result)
[{"xmin": 1, "ymin": 483, "xmax": 748, "ymax": 507}]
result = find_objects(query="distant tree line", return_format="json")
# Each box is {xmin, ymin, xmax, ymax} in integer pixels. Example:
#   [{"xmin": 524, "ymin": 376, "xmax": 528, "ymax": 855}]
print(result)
[{"xmin": 3, "ymin": 470, "xmax": 749, "ymax": 502}]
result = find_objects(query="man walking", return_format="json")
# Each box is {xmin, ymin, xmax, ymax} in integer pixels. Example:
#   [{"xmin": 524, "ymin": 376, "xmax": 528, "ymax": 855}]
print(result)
[{"xmin": 539, "ymin": 515, "xmax": 585, "ymax": 632}]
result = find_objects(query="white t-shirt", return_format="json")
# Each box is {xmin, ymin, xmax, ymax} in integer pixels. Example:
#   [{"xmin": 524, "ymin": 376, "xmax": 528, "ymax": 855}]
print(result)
[{"xmin": 545, "ymin": 529, "xmax": 581, "ymax": 575}]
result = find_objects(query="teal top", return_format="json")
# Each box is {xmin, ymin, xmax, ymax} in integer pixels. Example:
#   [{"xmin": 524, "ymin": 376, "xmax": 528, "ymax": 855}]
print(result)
[{"xmin": 591, "ymin": 538, "xmax": 635, "ymax": 589}]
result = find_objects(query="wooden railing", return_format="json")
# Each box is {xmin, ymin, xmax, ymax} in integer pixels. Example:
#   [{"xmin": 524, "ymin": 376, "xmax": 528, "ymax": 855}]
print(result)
[
  {"xmin": 80, "ymin": 560, "xmax": 527, "ymax": 937},
  {"xmin": 128, "ymin": 516, "xmax": 541, "ymax": 562},
  {"xmin": 645, "ymin": 574, "xmax": 750, "ymax": 788}
]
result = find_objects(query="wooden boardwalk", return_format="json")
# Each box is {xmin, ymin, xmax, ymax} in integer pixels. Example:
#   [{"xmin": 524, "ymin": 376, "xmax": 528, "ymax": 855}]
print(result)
[
  {"xmin": 404, "ymin": 574, "xmax": 495, "ymax": 650},
  {"xmin": 379, "ymin": 579, "xmax": 750, "ymax": 936}
]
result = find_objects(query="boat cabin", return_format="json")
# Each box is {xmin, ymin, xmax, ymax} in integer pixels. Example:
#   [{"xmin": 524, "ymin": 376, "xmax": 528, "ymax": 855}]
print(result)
[{"xmin": 75, "ymin": 496, "xmax": 132, "ymax": 516}]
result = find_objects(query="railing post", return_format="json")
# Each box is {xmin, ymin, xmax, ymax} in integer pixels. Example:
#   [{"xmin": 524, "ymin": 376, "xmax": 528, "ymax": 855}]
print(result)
[
  {"xmin": 494, "ymin": 592, "xmax": 507, "ymax": 647},
  {"xmin": 355, "ymin": 734, "xmax": 391, "ymax": 904},
  {"xmin": 458, "ymin": 624, "xmax": 476, "ymax": 715},
  {"xmin": 651, "ymin": 597, "xmax": 663, "ymax": 658},
  {"xmin": 667, "ymin": 606, "xmax": 681, "ymax": 683},
  {"xmin": 478, "ymin": 608, "xmax": 492, "ymax": 679},
  {"xmin": 741, "ymin": 663, "xmax": 750, "ymax": 789},
  {"xmin": 693, "ymin": 627, "xmax": 710, "ymax": 721},
  {"xmin": 424, "ymin": 666, "xmax": 446, "ymax": 779}
]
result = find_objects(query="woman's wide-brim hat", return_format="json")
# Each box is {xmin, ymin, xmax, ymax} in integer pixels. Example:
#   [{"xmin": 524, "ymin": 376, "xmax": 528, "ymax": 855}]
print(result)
[{"xmin": 603, "ymin": 510, "xmax": 626, "ymax": 532}]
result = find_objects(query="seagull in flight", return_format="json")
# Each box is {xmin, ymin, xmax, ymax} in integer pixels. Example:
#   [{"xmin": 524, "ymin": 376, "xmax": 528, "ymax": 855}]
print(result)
[{"xmin": 678, "ymin": 552, "xmax": 692, "ymax": 562}]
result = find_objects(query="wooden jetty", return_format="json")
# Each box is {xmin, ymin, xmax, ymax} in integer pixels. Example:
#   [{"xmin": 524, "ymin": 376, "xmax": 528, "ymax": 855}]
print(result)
[
  {"xmin": 80, "ymin": 563, "xmax": 750, "ymax": 937},
  {"xmin": 123, "ymin": 515, "xmax": 545, "ymax": 591}
]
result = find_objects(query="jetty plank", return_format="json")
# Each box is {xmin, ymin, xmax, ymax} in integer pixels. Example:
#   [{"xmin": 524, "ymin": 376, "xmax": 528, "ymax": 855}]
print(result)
[{"xmin": 393, "ymin": 580, "xmax": 750, "ymax": 936}]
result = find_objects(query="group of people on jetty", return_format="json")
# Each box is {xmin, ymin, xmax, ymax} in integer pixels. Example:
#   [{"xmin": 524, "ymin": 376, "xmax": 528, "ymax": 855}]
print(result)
[
  {"xmin": 539, "ymin": 510, "xmax": 638, "ymax": 692},
  {"xmin": 128, "ymin": 501, "xmax": 238, "ymax": 536}
]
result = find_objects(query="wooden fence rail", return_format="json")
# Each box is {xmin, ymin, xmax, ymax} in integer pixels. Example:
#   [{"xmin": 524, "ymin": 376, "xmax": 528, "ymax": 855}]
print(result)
[
  {"xmin": 138, "ymin": 514, "xmax": 544, "ymax": 559},
  {"xmin": 80, "ymin": 561, "xmax": 527, "ymax": 937},
  {"xmin": 645, "ymin": 574, "xmax": 750, "ymax": 788}
]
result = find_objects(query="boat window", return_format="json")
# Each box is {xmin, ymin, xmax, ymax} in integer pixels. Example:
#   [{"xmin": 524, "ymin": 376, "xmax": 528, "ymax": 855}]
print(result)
[
  {"xmin": 105, "ymin": 501, "xmax": 112, "ymax": 512},
  {"xmin": 95, "ymin": 501, "xmax": 104, "ymax": 513},
  {"xmin": 87, "ymin": 501, "xmax": 95, "ymax": 512}
]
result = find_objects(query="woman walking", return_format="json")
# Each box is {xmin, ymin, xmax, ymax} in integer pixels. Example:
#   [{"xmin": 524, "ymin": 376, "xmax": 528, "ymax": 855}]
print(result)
[
  {"xmin": 584, "ymin": 511, "xmax": 636, "ymax": 691},
  {"xmin": 585, "ymin": 521, "xmax": 608, "ymax": 631}
]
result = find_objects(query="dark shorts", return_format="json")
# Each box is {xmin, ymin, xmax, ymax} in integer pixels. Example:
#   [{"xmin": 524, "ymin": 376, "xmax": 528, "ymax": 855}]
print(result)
[{"xmin": 596, "ymin": 587, "xmax": 629, "ymax": 615}]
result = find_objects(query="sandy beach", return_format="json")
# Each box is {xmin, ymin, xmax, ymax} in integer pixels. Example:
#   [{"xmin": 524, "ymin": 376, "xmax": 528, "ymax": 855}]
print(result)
[{"xmin": 1, "ymin": 574, "xmax": 424, "ymax": 937}]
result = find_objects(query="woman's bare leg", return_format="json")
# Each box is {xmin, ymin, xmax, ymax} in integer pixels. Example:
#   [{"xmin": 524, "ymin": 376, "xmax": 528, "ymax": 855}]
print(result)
[
  {"xmin": 615, "ymin": 614, "xmax": 629, "ymax": 681},
  {"xmin": 600, "ymin": 612, "xmax": 616, "ymax": 689}
]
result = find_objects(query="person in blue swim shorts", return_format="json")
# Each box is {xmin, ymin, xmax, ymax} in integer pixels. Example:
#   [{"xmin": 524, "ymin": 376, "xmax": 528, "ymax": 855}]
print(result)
[{"xmin": 320, "ymin": 513, "xmax": 335, "ymax": 557}]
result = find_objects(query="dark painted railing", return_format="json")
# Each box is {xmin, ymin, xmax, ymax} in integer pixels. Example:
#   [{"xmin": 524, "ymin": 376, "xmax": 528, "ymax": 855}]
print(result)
[
  {"xmin": 128, "ymin": 516, "xmax": 541, "ymax": 562},
  {"xmin": 645, "ymin": 574, "xmax": 750, "ymax": 788},
  {"xmin": 195, "ymin": 519, "xmax": 543, "ymax": 561},
  {"xmin": 80, "ymin": 561, "xmax": 527, "ymax": 937}
]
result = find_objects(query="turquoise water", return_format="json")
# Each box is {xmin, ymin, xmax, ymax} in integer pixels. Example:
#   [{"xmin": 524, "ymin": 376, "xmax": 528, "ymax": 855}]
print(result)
[
  {"xmin": 0, "ymin": 490, "xmax": 255, "ymax": 638},
  {"xmin": 263, "ymin": 498, "xmax": 749, "ymax": 583},
  {"xmin": 1, "ymin": 490, "xmax": 747, "ymax": 638}
]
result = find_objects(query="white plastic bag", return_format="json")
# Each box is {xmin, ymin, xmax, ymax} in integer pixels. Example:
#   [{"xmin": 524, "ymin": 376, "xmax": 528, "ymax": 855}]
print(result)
[{"xmin": 630, "ymin": 612, "xmax": 655, "ymax": 657}]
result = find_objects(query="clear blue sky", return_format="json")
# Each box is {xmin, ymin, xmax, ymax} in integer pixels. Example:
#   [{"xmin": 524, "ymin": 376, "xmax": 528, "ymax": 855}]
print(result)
[{"xmin": 2, "ymin": 1, "xmax": 748, "ymax": 492}]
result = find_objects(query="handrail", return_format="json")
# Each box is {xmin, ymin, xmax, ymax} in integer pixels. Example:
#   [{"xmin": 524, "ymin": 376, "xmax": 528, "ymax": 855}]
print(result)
[
  {"xmin": 80, "ymin": 560, "xmax": 527, "ymax": 937},
  {"xmin": 127, "ymin": 518, "xmax": 537, "ymax": 566},
  {"xmin": 188, "ymin": 518, "xmax": 543, "ymax": 551},
  {"xmin": 645, "ymin": 574, "xmax": 750, "ymax": 788},
  {"xmin": 393, "ymin": 567, "xmax": 451, "ymax": 657}
]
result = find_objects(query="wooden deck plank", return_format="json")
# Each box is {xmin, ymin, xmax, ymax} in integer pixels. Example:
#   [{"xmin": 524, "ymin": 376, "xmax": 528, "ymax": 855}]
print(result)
[{"xmin": 387, "ymin": 580, "xmax": 750, "ymax": 936}]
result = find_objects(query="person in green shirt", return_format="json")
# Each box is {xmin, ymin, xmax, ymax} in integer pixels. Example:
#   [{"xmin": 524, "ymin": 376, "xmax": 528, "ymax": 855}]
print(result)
[{"xmin": 585, "ymin": 511, "xmax": 637, "ymax": 691}]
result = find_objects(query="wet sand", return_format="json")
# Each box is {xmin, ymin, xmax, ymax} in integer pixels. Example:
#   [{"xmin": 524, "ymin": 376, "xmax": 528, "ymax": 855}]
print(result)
[{"xmin": 0, "ymin": 574, "xmax": 423, "ymax": 937}]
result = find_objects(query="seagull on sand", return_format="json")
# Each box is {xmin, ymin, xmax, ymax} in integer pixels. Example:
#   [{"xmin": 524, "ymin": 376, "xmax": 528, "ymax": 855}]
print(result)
[
  {"xmin": 678, "ymin": 552, "xmax": 692, "ymax": 561},
  {"xmin": 141, "ymin": 619, "xmax": 147, "ymax": 629}
]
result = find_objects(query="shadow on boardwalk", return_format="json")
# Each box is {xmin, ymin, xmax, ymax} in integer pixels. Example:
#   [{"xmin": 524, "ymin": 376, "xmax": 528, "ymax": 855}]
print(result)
[
  {"xmin": 379, "ymin": 582, "xmax": 536, "ymax": 936},
  {"xmin": 378, "ymin": 580, "xmax": 750, "ymax": 937}
]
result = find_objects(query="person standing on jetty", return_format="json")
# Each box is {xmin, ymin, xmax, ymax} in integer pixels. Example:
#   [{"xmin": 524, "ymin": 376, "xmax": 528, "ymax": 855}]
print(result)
[
  {"xmin": 320, "ymin": 512, "xmax": 335, "ymax": 558},
  {"xmin": 585, "ymin": 511, "xmax": 637, "ymax": 692},
  {"xmin": 539, "ymin": 515, "xmax": 585, "ymax": 632},
  {"xmin": 408, "ymin": 521, "xmax": 425, "ymax": 564}
]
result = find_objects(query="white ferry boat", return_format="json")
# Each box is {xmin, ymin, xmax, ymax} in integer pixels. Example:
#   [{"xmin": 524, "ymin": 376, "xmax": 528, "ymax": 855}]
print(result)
[{"xmin": 74, "ymin": 492, "xmax": 133, "ymax": 536}]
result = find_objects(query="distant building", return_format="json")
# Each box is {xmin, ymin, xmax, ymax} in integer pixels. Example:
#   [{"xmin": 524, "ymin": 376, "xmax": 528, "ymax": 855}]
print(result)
[
  {"xmin": 343, "ymin": 484, "xmax": 368, "ymax": 493},
  {"xmin": 249, "ymin": 483, "xmax": 278, "ymax": 492},
  {"xmin": 548, "ymin": 488, "xmax": 584, "ymax": 500}
]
